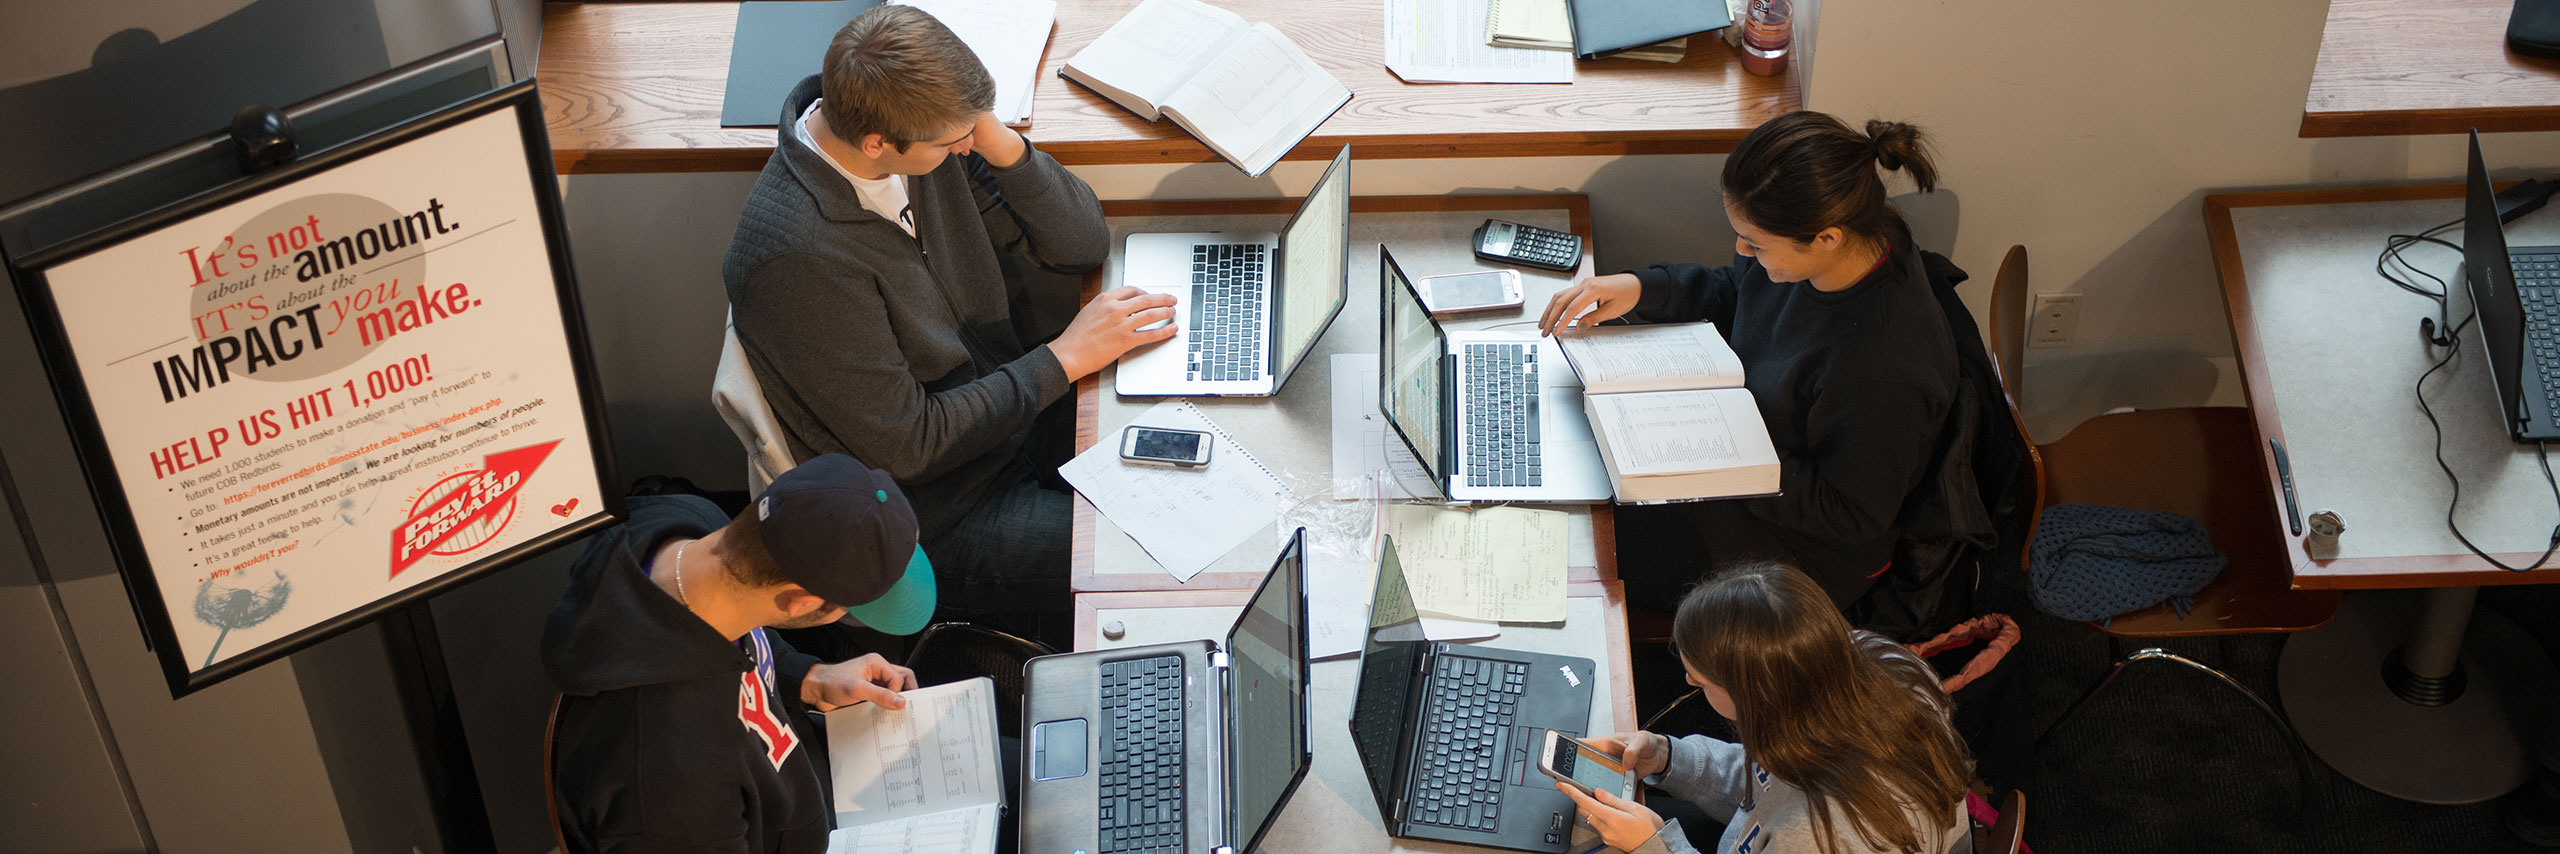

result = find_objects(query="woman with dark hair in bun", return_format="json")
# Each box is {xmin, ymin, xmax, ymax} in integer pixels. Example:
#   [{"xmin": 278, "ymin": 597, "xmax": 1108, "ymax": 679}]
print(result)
[{"xmin": 1539, "ymin": 111, "xmax": 1960, "ymax": 611}]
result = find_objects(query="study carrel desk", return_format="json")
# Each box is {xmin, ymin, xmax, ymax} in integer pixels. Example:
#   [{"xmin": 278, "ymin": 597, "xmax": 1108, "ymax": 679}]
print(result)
[
  {"xmin": 2303, "ymin": 0, "xmax": 2560, "ymax": 137},
  {"xmin": 2207, "ymin": 184, "xmax": 2560, "ymax": 803},
  {"xmin": 535, "ymin": 1, "xmax": 1798, "ymax": 174},
  {"xmin": 1070, "ymin": 194, "xmax": 1617, "ymax": 592}
]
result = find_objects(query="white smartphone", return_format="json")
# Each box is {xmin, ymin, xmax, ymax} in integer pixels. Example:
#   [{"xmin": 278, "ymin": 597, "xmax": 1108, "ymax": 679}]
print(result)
[
  {"xmin": 1119, "ymin": 425, "xmax": 1213, "ymax": 468},
  {"xmin": 1417, "ymin": 269, "xmax": 1524, "ymax": 315},
  {"xmin": 1538, "ymin": 731, "xmax": 1637, "ymax": 802}
]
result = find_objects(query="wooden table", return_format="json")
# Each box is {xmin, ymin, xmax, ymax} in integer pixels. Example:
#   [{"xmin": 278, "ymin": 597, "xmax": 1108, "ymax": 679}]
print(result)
[
  {"xmin": 2302, "ymin": 0, "xmax": 2560, "ymax": 137},
  {"xmin": 1073, "ymin": 581, "xmax": 1634, "ymax": 851},
  {"xmin": 2205, "ymin": 183, "xmax": 2560, "ymax": 804},
  {"xmin": 1070, "ymin": 193, "xmax": 1615, "ymax": 592},
  {"xmin": 536, "ymin": 1, "xmax": 1796, "ymax": 174}
]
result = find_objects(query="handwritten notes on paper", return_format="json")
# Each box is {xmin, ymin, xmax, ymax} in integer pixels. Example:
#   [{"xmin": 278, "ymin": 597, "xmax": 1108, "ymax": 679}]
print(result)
[
  {"xmin": 1062, "ymin": 401, "xmax": 1291, "ymax": 581},
  {"xmin": 1383, "ymin": 504, "xmax": 1568, "ymax": 623},
  {"xmin": 825, "ymin": 679, "xmax": 1005, "ymax": 854}
]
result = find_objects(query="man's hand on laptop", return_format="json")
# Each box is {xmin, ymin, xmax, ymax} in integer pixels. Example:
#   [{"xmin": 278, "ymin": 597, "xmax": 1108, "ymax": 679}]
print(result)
[
  {"xmin": 801, "ymin": 652, "xmax": 920, "ymax": 712},
  {"xmin": 1050, "ymin": 286, "xmax": 1181, "ymax": 380}
]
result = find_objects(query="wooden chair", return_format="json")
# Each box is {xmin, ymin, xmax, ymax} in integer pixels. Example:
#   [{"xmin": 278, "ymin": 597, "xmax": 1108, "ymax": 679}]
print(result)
[
  {"xmin": 544, "ymin": 694, "xmax": 571, "ymax": 854},
  {"xmin": 1988, "ymin": 245, "xmax": 2330, "ymax": 819},
  {"xmin": 1973, "ymin": 789, "xmax": 2026, "ymax": 854}
]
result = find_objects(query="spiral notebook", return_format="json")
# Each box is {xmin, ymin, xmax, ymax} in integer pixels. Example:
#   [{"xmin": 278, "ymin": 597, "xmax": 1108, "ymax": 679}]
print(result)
[{"xmin": 1058, "ymin": 400, "xmax": 1293, "ymax": 581}]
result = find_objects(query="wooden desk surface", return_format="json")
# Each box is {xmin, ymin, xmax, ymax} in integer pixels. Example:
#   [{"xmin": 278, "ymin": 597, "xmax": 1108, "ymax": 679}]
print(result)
[
  {"xmin": 2302, "ymin": 0, "xmax": 2560, "ymax": 137},
  {"xmin": 537, "ymin": 1, "xmax": 1796, "ymax": 174},
  {"xmin": 2206, "ymin": 183, "xmax": 2560, "ymax": 588},
  {"xmin": 1070, "ymin": 193, "xmax": 1615, "ymax": 592}
]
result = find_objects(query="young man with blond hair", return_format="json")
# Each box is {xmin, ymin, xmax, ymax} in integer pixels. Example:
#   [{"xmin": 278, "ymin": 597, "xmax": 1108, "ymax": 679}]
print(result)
[{"xmin": 724, "ymin": 7, "xmax": 1172, "ymax": 637}]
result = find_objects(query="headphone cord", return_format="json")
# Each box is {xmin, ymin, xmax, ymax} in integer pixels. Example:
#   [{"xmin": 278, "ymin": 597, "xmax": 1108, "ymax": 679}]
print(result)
[{"xmin": 2385, "ymin": 220, "xmax": 2560, "ymax": 571}]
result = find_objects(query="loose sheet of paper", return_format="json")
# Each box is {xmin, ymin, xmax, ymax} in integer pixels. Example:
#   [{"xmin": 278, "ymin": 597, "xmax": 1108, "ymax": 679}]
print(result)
[
  {"xmin": 1384, "ymin": 0, "xmax": 1573, "ymax": 83},
  {"xmin": 892, "ymin": 0, "xmax": 1057, "ymax": 125},
  {"xmin": 824, "ymin": 679, "xmax": 1004, "ymax": 853},
  {"xmin": 1384, "ymin": 504, "xmax": 1568, "ymax": 622},
  {"xmin": 1281, "ymin": 496, "xmax": 1493, "ymax": 659},
  {"xmin": 1062, "ymin": 401, "xmax": 1292, "ymax": 581},
  {"xmin": 1330, "ymin": 354, "xmax": 1429, "ymax": 500}
]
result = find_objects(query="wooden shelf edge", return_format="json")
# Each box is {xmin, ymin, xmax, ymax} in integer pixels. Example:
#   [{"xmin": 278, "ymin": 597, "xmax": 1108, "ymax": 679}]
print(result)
[{"xmin": 2300, "ymin": 106, "xmax": 2560, "ymax": 138}]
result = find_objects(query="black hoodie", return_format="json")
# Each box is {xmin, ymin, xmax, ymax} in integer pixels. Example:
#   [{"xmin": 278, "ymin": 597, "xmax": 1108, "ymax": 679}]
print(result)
[{"xmin": 543, "ymin": 495, "xmax": 831, "ymax": 854}]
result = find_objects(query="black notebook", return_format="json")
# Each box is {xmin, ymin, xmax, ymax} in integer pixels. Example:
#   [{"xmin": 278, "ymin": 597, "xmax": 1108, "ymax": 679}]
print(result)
[{"xmin": 1564, "ymin": 0, "xmax": 1731, "ymax": 59}]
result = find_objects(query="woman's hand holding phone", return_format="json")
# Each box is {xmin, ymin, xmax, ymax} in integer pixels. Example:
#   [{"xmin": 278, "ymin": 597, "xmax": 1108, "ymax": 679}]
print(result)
[{"xmin": 1580, "ymin": 731, "xmax": 1672, "ymax": 780}]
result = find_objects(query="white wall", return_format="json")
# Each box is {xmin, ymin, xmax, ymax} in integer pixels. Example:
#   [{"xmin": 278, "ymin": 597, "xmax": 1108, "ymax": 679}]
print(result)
[{"xmin": 1802, "ymin": 0, "xmax": 2560, "ymax": 440}]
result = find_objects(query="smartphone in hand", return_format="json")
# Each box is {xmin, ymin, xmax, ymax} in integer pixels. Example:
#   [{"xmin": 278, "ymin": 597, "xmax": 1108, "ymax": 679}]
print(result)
[{"xmin": 1537, "ymin": 731, "xmax": 1637, "ymax": 802}]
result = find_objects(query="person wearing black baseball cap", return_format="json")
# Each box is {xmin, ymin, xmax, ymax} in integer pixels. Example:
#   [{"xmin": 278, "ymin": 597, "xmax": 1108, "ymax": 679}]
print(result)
[{"xmin": 543, "ymin": 454, "xmax": 939, "ymax": 854}]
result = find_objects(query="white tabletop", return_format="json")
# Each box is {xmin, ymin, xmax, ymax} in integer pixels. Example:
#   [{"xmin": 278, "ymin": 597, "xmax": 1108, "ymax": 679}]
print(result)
[
  {"xmin": 1084, "ymin": 591, "xmax": 1625, "ymax": 853},
  {"xmin": 2227, "ymin": 192, "xmax": 2560, "ymax": 581},
  {"xmin": 1082, "ymin": 206, "xmax": 1607, "ymax": 589}
]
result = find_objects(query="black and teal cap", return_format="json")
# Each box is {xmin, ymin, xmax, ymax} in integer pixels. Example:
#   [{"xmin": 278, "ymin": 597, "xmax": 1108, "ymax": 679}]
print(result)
[{"xmin": 749, "ymin": 454, "xmax": 936, "ymax": 635}]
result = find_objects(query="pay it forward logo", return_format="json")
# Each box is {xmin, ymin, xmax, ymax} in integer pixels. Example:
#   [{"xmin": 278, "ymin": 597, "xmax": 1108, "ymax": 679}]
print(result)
[{"xmin": 389, "ymin": 440, "xmax": 559, "ymax": 577}]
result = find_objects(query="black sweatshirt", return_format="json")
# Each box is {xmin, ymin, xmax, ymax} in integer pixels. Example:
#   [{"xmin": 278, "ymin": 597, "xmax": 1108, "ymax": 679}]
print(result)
[
  {"xmin": 725, "ymin": 76, "xmax": 1109, "ymax": 539},
  {"xmin": 1623, "ymin": 237, "xmax": 1958, "ymax": 602},
  {"xmin": 543, "ymin": 496, "xmax": 831, "ymax": 854}
]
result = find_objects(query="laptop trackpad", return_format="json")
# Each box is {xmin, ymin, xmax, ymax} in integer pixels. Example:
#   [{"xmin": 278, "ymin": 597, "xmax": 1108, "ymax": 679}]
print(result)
[{"xmin": 1031, "ymin": 718, "xmax": 1089, "ymax": 781}]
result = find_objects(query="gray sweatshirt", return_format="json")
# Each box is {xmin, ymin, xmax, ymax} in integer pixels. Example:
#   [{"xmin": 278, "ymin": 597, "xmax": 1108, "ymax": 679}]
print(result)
[
  {"xmin": 1627, "ymin": 636, "xmax": 1970, "ymax": 854},
  {"xmin": 724, "ymin": 75, "xmax": 1108, "ymax": 538}
]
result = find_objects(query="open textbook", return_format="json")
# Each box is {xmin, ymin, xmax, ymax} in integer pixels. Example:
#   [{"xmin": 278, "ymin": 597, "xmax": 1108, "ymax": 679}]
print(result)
[
  {"xmin": 1060, "ymin": 0, "xmax": 1352, "ymax": 176},
  {"xmin": 824, "ymin": 678, "xmax": 1005, "ymax": 854},
  {"xmin": 1555, "ymin": 323, "xmax": 1781, "ymax": 504}
]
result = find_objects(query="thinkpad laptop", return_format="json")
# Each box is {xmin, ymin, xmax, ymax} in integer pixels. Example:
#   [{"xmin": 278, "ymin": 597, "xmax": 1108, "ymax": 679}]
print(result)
[
  {"xmin": 1020, "ymin": 530, "xmax": 1313, "ymax": 854},
  {"xmin": 1114, "ymin": 145, "xmax": 1352, "ymax": 397},
  {"xmin": 2461, "ymin": 128, "xmax": 2560, "ymax": 441},
  {"xmin": 1378, "ymin": 245, "xmax": 1614, "ymax": 502},
  {"xmin": 1348, "ymin": 536, "xmax": 1597, "ymax": 853}
]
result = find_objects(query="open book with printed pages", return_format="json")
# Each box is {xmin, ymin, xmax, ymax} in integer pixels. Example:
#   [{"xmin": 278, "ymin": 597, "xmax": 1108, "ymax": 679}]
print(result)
[
  {"xmin": 1059, "ymin": 0, "xmax": 1351, "ymax": 177},
  {"xmin": 823, "ymin": 678, "xmax": 1005, "ymax": 854},
  {"xmin": 1554, "ymin": 322, "xmax": 1782, "ymax": 504}
]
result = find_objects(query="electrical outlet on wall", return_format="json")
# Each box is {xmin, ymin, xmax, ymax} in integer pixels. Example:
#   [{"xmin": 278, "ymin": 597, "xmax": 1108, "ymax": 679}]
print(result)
[{"xmin": 2030, "ymin": 294, "xmax": 2080, "ymax": 348}]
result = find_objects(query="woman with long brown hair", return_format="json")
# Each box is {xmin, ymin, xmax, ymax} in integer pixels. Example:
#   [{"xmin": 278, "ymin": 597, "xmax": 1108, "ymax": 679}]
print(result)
[
  {"xmin": 1554, "ymin": 563, "xmax": 1972, "ymax": 854},
  {"xmin": 1539, "ymin": 111, "xmax": 1960, "ymax": 613}
]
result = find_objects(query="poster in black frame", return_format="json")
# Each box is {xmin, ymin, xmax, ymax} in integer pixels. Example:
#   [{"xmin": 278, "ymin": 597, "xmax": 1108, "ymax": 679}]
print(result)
[{"xmin": 6, "ymin": 81, "xmax": 619, "ymax": 698}]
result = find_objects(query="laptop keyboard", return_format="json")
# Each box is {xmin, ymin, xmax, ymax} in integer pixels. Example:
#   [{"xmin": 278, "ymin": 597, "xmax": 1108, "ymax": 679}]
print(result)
[
  {"xmin": 1463, "ymin": 344, "xmax": 1543, "ymax": 488},
  {"xmin": 2517, "ymin": 252, "xmax": 2560, "ymax": 418},
  {"xmin": 1098, "ymin": 655, "xmax": 1186, "ymax": 853},
  {"xmin": 1408, "ymin": 656, "xmax": 1529, "ymax": 832},
  {"xmin": 1187, "ymin": 243, "xmax": 1267, "ymax": 383}
]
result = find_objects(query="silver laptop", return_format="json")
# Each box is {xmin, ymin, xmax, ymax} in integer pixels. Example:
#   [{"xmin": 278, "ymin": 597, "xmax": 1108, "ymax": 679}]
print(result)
[
  {"xmin": 1114, "ymin": 146, "xmax": 1352, "ymax": 396},
  {"xmin": 1019, "ymin": 530, "xmax": 1314, "ymax": 854},
  {"xmin": 1379, "ymin": 246, "xmax": 1613, "ymax": 503}
]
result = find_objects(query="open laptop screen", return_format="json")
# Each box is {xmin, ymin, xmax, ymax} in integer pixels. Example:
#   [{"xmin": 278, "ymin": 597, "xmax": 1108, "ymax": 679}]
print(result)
[
  {"xmin": 1226, "ymin": 529, "xmax": 1312, "ymax": 851},
  {"xmin": 1349, "ymin": 536, "xmax": 1426, "ymax": 810},
  {"xmin": 2465, "ymin": 129, "xmax": 2529, "ymax": 431},
  {"xmin": 1271, "ymin": 146, "xmax": 1354, "ymax": 388},
  {"xmin": 1380, "ymin": 247, "xmax": 1448, "ymax": 486}
]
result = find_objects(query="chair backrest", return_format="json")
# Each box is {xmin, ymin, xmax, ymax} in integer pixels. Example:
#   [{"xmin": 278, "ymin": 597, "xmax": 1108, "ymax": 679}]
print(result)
[
  {"xmin": 1987, "ymin": 245, "xmax": 2029, "ymax": 407},
  {"xmin": 1983, "ymin": 246, "xmax": 2046, "ymax": 581},
  {"xmin": 1974, "ymin": 789, "xmax": 2026, "ymax": 854},
  {"xmin": 712, "ymin": 309, "xmax": 797, "ymax": 497},
  {"xmin": 544, "ymin": 694, "xmax": 572, "ymax": 854},
  {"xmin": 901, "ymin": 622, "xmax": 1056, "ymax": 740}
]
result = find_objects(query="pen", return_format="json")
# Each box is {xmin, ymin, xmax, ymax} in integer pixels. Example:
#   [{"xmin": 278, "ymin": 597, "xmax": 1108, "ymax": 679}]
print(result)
[{"xmin": 2270, "ymin": 438, "xmax": 2302, "ymax": 536}]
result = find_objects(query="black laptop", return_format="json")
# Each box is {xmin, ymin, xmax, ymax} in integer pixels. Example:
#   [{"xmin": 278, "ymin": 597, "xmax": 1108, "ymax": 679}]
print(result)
[
  {"xmin": 2462, "ymin": 128, "xmax": 2560, "ymax": 441},
  {"xmin": 1347, "ymin": 535, "xmax": 1597, "ymax": 853},
  {"xmin": 1019, "ymin": 530, "xmax": 1313, "ymax": 854}
]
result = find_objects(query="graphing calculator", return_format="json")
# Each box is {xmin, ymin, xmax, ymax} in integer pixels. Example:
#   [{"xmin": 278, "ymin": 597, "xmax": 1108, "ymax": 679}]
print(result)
[{"xmin": 1473, "ymin": 219, "xmax": 1583, "ymax": 272}]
